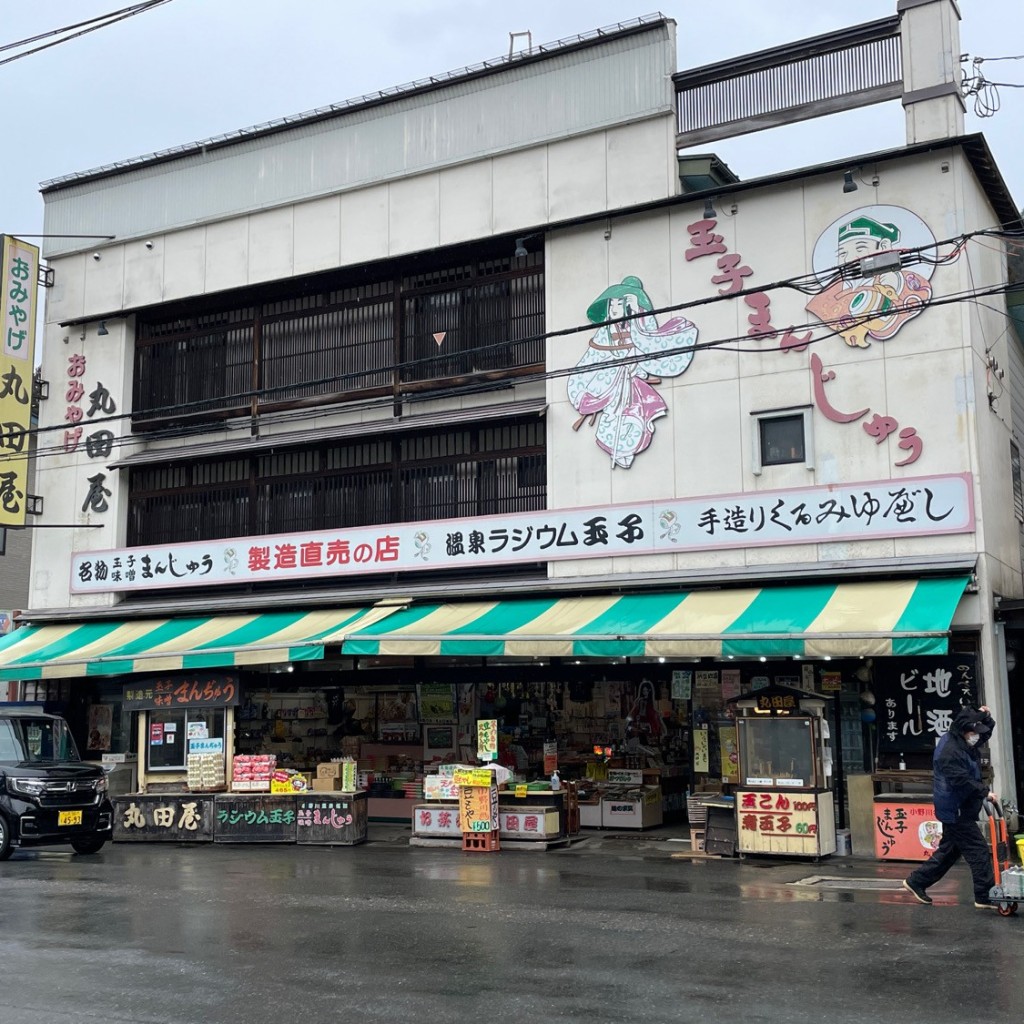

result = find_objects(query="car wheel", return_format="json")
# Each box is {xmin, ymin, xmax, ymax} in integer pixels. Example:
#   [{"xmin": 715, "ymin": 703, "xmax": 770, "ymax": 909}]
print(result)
[
  {"xmin": 0, "ymin": 814, "xmax": 12, "ymax": 860},
  {"xmin": 70, "ymin": 836, "xmax": 106, "ymax": 856}
]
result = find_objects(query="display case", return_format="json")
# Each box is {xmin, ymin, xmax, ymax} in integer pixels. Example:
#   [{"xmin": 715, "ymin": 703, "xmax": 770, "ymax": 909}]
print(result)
[
  {"xmin": 736, "ymin": 716, "xmax": 824, "ymax": 790},
  {"xmin": 575, "ymin": 768, "xmax": 664, "ymax": 830},
  {"xmin": 730, "ymin": 686, "xmax": 837, "ymax": 859}
]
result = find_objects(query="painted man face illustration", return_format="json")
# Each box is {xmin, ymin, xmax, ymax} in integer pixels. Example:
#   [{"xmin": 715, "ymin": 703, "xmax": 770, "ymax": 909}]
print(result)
[
  {"xmin": 836, "ymin": 216, "xmax": 898, "ymax": 270},
  {"xmin": 806, "ymin": 211, "xmax": 931, "ymax": 348}
]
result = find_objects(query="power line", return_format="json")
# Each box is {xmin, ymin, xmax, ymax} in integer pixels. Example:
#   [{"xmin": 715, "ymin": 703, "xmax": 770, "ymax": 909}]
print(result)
[
  {"xmin": 114, "ymin": 228, "xmax": 997, "ymax": 414},
  {"xmin": 6, "ymin": 237, "xmax": 1018, "ymax": 469},
  {"xmin": 0, "ymin": 1, "xmax": 174, "ymax": 70},
  {"xmin": 9, "ymin": 232, "xmax": 1017, "ymax": 462}
]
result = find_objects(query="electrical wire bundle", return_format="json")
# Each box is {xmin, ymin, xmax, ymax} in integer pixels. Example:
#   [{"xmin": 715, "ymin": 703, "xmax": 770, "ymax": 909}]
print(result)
[{"xmin": 5, "ymin": 226, "xmax": 1024, "ymax": 472}]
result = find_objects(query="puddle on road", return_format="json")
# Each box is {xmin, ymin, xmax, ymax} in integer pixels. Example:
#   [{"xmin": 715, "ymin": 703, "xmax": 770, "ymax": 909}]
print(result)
[{"xmin": 790, "ymin": 875, "xmax": 905, "ymax": 891}]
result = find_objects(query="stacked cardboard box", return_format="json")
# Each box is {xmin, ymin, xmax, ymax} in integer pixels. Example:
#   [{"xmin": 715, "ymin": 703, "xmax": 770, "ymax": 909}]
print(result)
[
  {"xmin": 313, "ymin": 761, "xmax": 343, "ymax": 792},
  {"xmin": 313, "ymin": 759, "xmax": 358, "ymax": 793}
]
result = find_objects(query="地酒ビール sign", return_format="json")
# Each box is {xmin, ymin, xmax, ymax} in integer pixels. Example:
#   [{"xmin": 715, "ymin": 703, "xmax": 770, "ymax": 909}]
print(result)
[
  {"xmin": 0, "ymin": 236, "xmax": 39, "ymax": 528},
  {"xmin": 874, "ymin": 655, "xmax": 978, "ymax": 754}
]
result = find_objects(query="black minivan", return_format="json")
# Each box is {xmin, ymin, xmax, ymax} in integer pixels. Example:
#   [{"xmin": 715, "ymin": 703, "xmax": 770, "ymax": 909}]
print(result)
[{"xmin": 0, "ymin": 707, "xmax": 113, "ymax": 859}]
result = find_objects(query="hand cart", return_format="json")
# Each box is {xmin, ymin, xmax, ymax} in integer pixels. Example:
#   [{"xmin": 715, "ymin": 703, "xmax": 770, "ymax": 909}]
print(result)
[{"xmin": 985, "ymin": 800, "xmax": 1021, "ymax": 917}]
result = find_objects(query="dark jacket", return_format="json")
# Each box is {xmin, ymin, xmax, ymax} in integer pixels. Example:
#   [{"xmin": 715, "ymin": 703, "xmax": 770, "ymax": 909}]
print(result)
[{"xmin": 931, "ymin": 706, "xmax": 993, "ymax": 824}]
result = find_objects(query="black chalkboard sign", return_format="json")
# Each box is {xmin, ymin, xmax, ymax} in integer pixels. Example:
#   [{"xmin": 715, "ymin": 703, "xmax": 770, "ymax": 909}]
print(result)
[
  {"xmin": 873, "ymin": 654, "xmax": 978, "ymax": 753},
  {"xmin": 295, "ymin": 793, "xmax": 367, "ymax": 845},
  {"xmin": 213, "ymin": 795, "xmax": 297, "ymax": 843},
  {"xmin": 113, "ymin": 794, "xmax": 214, "ymax": 842}
]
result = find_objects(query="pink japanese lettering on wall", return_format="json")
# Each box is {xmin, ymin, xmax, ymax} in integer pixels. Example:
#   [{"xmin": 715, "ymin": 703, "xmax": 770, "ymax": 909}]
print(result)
[
  {"xmin": 63, "ymin": 352, "xmax": 87, "ymax": 453},
  {"xmin": 63, "ymin": 350, "xmax": 120, "ymax": 513},
  {"xmin": 810, "ymin": 353, "xmax": 922, "ymax": 466},
  {"xmin": 685, "ymin": 218, "xmax": 811, "ymax": 351},
  {"xmin": 684, "ymin": 204, "xmax": 959, "ymax": 471}
]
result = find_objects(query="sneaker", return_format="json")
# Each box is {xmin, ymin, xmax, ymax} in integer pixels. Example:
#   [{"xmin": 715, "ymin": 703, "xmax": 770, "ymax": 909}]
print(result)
[
  {"xmin": 902, "ymin": 879, "xmax": 932, "ymax": 905},
  {"xmin": 974, "ymin": 900, "xmax": 997, "ymax": 910}
]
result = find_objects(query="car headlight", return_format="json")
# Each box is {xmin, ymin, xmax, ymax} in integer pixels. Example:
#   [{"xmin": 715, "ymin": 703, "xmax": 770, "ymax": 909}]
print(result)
[
  {"xmin": 93, "ymin": 775, "xmax": 108, "ymax": 794},
  {"xmin": 6, "ymin": 776, "xmax": 47, "ymax": 798}
]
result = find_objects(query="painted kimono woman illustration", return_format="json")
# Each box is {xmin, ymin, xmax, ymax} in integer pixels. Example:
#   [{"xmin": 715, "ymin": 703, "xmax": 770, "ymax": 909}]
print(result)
[{"xmin": 567, "ymin": 276, "xmax": 697, "ymax": 469}]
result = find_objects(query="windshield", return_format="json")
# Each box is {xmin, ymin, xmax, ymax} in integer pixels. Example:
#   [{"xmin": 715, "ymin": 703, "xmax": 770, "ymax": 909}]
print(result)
[{"xmin": 0, "ymin": 717, "xmax": 81, "ymax": 764}]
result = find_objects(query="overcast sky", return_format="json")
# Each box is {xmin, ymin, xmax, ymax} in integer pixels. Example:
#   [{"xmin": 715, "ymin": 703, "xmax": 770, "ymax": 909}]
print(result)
[{"xmin": 3, "ymin": 0, "xmax": 1021, "ymax": 250}]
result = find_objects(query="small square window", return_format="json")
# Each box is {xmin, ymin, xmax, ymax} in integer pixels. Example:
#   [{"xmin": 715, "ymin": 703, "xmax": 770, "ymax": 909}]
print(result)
[
  {"xmin": 750, "ymin": 406, "xmax": 813, "ymax": 476},
  {"xmin": 760, "ymin": 415, "xmax": 805, "ymax": 466}
]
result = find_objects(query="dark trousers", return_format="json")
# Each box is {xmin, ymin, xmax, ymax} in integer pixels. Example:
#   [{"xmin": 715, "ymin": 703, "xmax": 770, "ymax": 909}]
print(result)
[{"xmin": 907, "ymin": 819, "xmax": 994, "ymax": 902}]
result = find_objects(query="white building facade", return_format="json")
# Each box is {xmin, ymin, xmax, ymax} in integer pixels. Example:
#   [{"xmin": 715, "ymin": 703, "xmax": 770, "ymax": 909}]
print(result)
[{"xmin": 3, "ymin": 3, "xmax": 1022, "ymax": 823}]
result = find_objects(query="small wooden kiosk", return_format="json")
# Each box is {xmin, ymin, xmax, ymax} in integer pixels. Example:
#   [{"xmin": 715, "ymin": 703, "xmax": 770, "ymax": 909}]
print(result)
[{"xmin": 730, "ymin": 685, "xmax": 837, "ymax": 859}]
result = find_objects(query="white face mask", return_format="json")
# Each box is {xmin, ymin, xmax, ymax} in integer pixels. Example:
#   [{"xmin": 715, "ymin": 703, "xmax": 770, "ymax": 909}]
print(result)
[{"xmin": 965, "ymin": 732, "xmax": 980, "ymax": 747}]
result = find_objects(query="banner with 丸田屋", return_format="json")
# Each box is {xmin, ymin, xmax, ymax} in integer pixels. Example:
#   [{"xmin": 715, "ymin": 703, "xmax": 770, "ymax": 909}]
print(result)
[{"xmin": 0, "ymin": 236, "xmax": 39, "ymax": 528}]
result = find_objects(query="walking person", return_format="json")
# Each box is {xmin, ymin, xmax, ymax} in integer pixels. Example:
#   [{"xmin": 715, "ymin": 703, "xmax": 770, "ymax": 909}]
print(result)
[{"xmin": 902, "ymin": 706, "xmax": 998, "ymax": 909}]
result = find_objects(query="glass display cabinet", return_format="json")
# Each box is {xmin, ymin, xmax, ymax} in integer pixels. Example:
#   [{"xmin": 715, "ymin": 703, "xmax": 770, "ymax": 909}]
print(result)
[
  {"xmin": 731, "ymin": 687, "xmax": 837, "ymax": 858},
  {"xmin": 737, "ymin": 716, "xmax": 824, "ymax": 790}
]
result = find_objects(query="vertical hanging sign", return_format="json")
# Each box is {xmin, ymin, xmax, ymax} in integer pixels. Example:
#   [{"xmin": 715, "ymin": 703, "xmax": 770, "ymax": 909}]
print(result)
[
  {"xmin": 477, "ymin": 719, "xmax": 498, "ymax": 762},
  {"xmin": 0, "ymin": 236, "xmax": 39, "ymax": 527},
  {"xmin": 693, "ymin": 727, "xmax": 710, "ymax": 773}
]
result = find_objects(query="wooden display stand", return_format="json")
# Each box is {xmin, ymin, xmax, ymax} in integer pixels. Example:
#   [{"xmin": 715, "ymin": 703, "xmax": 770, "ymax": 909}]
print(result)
[{"xmin": 112, "ymin": 791, "xmax": 368, "ymax": 846}]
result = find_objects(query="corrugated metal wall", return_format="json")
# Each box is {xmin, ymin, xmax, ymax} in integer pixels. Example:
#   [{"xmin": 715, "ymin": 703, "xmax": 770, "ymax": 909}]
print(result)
[{"xmin": 41, "ymin": 25, "xmax": 674, "ymax": 258}]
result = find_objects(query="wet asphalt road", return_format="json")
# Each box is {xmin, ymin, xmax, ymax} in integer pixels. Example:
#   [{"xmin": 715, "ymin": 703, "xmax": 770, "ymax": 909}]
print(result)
[{"xmin": 1, "ymin": 836, "xmax": 1021, "ymax": 1024}]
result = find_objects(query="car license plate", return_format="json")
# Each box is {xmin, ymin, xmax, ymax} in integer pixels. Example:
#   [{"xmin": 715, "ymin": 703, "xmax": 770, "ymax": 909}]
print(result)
[{"xmin": 58, "ymin": 810, "xmax": 83, "ymax": 827}]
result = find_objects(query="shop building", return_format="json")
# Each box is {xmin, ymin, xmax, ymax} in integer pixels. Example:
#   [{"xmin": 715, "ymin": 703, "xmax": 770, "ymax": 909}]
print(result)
[
  {"xmin": 0, "ymin": 437, "xmax": 34, "ymax": 702},
  {"xmin": 1, "ymin": 2, "xmax": 1022, "ymax": 851}
]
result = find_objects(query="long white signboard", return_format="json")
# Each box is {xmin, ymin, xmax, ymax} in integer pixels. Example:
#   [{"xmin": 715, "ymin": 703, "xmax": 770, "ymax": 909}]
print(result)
[{"xmin": 70, "ymin": 473, "xmax": 974, "ymax": 594}]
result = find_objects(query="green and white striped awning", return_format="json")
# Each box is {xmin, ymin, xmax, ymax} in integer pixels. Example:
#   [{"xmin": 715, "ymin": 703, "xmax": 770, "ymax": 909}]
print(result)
[
  {"xmin": 0, "ymin": 577, "xmax": 968, "ymax": 679},
  {"xmin": 339, "ymin": 578, "xmax": 969, "ymax": 660},
  {"xmin": 0, "ymin": 606, "xmax": 394, "ymax": 680}
]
